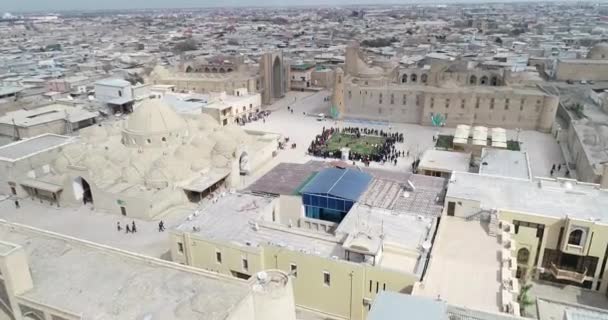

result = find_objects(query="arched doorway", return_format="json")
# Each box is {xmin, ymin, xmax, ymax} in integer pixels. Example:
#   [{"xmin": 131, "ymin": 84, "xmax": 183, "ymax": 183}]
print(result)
[
  {"xmin": 411, "ymin": 74, "xmax": 417, "ymax": 83},
  {"xmin": 272, "ymin": 56, "xmax": 282, "ymax": 98},
  {"xmin": 491, "ymin": 76, "xmax": 498, "ymax": 86},
  {"xmin": 480, "ymin": 76, "xmax": 488, "ymax": 85},
  {"xmin": 239, "ymin": 152, "xmax": 250, "ymax": 175},
  {"xmin": 469, "ymin": 75, "xmax": 477, "ymax": 85},
  {"xmin": 185, "ymin": 66, "xmax": 193, "ymax": 73},
  {"xmin": 568, "ymin": 229, "xmax": 584, "ymax": 246},
  {"xmin": 401, "ymin": 74, "xmax": 408, "ymax": 83},
  {"xmin": 73, "ymin": 177, "xmax": 93, "ymax": 205},
  {"xmin": 517, "ymin": 248, "xmax": 530, "ymax": 264},
  {"xmin": 421, "ymin": 74, "xmax": 428, "ymax": 84}
]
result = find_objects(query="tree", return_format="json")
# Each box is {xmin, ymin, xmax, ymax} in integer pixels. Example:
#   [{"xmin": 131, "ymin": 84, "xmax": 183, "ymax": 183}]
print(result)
[{"xmin": 518, "ymin": 280, "xmax": 534, "ymax": 316}]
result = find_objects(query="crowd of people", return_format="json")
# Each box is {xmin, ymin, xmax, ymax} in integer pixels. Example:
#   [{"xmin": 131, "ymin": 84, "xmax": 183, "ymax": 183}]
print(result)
[
  {"xmin": 341, "ymin": 127, "xmax": 404, "ymax": 143},
  {"xmin": 308, "ymin": 126, "xmax": 406, "ymax": 166}
]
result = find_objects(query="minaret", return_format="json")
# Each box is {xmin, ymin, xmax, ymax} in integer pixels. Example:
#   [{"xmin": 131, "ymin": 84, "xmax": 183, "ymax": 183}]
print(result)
[
  {"xmin": 331, "ymin": 68, "xmax": 345, "ymax": 118},
  {"xmin": 345, "ymin": 42, "xmax": 360, "ymax": 76}
]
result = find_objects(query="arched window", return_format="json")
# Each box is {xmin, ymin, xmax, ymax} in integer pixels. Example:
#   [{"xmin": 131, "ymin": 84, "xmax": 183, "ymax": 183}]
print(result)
[
  {"xmin": 568, "ymin": 229, "xmax": 584, "ymax": 246},
  {"xmin": 411, "ymin": 74, "xmax": 418, "ymax": 83},
  {"xmin": 469, "ymin": 75, "xmax": 477, "ymax": 85},
  {"xmin": 402, "ymin": 74, "xmax": 408, "ymax": 83},
  {"xmin": 480, "ymin": 76, "xmax": 488, "ymax": 85},
  {"xmin": 204, "ymin": 67, "xmax": 210, "ymax": 73},
  {"xmin": 491, "ymin": 76, "xmax": 498, "ymax": 86},
  {"xmin": 517, "ymin": 248, "xmax": 530, "ymax": 264},
  {"xmin": 421, "ymin": 74, "xmax": 428, "ymax": 84},
  {"xmin": 162, "ymin": 137, "xmax": 167, "ymax": 142}
]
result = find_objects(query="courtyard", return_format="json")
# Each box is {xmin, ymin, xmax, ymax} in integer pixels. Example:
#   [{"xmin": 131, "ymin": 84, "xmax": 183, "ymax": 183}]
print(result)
[
  {"xmin": 243, "ymin": 90, "xmax": 568, "ymax": 188},
  {"xmin": 324, "ymin": 133, "xmax": 386, "ymax": 155}
]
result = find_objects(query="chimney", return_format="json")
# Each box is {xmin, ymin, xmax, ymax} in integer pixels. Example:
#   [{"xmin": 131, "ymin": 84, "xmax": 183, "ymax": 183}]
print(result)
[{"xmin": 601, "ymin": 163, "xmax": 608, "ymax": 189}]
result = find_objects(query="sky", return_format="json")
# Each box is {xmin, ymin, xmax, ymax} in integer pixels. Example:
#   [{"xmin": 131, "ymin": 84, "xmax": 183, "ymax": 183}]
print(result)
[
  {"xmin": 3, "ymin": 0, "xmax": 389, "ymax": 12},
  {"xmin": 0, "ymin": 0, "xmax": 554, "ymax": 12}
]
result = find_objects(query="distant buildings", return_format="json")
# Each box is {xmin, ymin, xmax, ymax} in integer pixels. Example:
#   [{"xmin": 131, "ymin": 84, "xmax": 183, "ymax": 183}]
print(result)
[{"xmin": 332, "ymin": 43, "xmax": 559, "ymax": 132}]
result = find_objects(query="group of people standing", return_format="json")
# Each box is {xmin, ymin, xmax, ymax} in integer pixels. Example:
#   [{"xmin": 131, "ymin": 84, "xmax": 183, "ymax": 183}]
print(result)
[
  {"xmin": 307, "ymin": 126, "xmax": 406, "ymax": 166},
  {"xmin": 116, "ymin": 220, "xmax": 166, "ymax": 233},
  {"xmin": 550, "ymin": 163, "xmax": 570, "ymax": 178},
  {"xmin": 341, "ymin": 127, "xmax": 404, "ymax": 143}
]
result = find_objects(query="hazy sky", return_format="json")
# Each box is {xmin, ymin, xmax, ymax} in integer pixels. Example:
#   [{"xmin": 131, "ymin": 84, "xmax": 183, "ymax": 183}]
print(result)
[{"xmin": 1, "ymin": 0, "xmax": 405, "ymax": 12}]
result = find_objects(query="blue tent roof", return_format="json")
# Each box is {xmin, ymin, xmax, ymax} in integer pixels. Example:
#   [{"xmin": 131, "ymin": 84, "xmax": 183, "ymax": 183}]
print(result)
[{"xmin": 299, "ymin": 168, "xmax": 372, "ymax": 201}]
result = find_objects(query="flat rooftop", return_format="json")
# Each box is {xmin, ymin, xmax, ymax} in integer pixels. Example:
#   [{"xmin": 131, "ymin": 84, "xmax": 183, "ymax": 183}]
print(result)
[
  {"xmin": 369, "ymin": 291, "xmax": 522, "ymax": 320},
  {"xmin": 337, "ymin": 203, "xmax": 435, "ymax": 274},
  {"xmin": 247, "ymin": 161, "xmax": 330, "ymax": 196},
  {"xmin": 0, "ymin": 134, "xmax": 73, "ymax": 161},
  {"xmin": 419, "ymin": 149, "xmax": 471, "ymax": 173},
  {"xmin": 0, "ymin": 104, "xmax": 98, "ymax": 127},
  {"xmin": 415, "ymin": 216, "xmax": 503, "ymax": 313},
  {"xmin": 537, "ymin": 297, "xmax": 608, "ymax": 320},
  {"xmin": 479, "ymin": 148, "xmax": 531, "ymax": 180},
  {"xmin": 95, "ymin": 78, "xmax": 130, "ymax": 87},
  {"xmin": 368, "ymin": 291, "xmax": 446, "ymax": 320},
  {"xmin": 358, "ymin": 173, "xmax": 445, "ymax": 216},
  {"xmin": 175, "ymin": 193, "xmax": 343, "ymax": 259},
  {"xmin": 447, "ymin": 172, "xmax": 608, "ymax": 222},
  {"xmin": 0, "ymin": 222, "xmax": 250, "ymax": 320}
]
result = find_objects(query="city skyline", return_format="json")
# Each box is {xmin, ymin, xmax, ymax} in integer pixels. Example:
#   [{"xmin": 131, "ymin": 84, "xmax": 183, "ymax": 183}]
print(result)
[{"xmin": 0, "ymin": 0, "xmax": 588, "ymax": 13}]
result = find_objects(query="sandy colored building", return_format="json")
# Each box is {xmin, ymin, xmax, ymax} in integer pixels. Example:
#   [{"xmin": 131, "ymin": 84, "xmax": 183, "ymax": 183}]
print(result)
[
  {"xmin": 554, "ymin": 43, "xmax": 608, "ymax": 82},
  {"xmin": 332, "ymin": 43, "xmax": 558, "ymax": 132},
  {"xmin": 418, "ymin": 149, "xmax": 471, "ymax": 178},
  {"xmin": 203, "ymin": 88, "xmax": 262, "ymax": 126},
  {"xmin": 444, "ymin": 171, "xmax": 608, "ymax": 295},
  {"xmin": 0, "ymin": 99, "xmax": 278, "ymax": 220},
  {"xmin": 259, "ymin": 52, "xmax": 289, "ymax": 105},
  {"xmin": 148, "ymin": 65, "xmax": 260, "ymax": 99},
  {"xmin": 169, "ymin": 163, "xmax": 446, "ymax": 320},
  {"xmin": 0, "ymin": 103, "xmax": 98, "ymax": 140},
  {"xmin": 0, "ymin": 220, "xmax": 297, "ymax": 320}
]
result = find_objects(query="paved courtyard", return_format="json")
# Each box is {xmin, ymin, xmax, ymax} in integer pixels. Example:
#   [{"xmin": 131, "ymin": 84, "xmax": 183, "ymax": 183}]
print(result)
[
  {"xmin": 245, "ymin": 90, "xmax": 566, "ymax": 187},
  {"xmin": 0, "ymin": 196, "xmax": 192, "ymax": 259}
]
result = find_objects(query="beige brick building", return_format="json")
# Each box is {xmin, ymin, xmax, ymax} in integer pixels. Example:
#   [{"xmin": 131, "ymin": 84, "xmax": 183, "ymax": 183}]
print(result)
[{"xmin": 333, "ymin": 44, "xmax": 559, "ymax": 132}]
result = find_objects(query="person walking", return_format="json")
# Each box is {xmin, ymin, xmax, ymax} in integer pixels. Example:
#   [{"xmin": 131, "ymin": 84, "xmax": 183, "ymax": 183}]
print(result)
[
  {"xmin": 125, "ymin": 224, "xmax": 131, "ymax": 234},
  {"xmin": 14, "ymin": 200, "xmax": 19, "ymax": 209},
  {"xmin": 117, "ymin": 222, "xmax": 122, "ymax": 232},
  {"xmin": 131, "ymin": 221, "xmax": 137, "ymax": 233},
  {"xmin": 158, "ymin": 220, "xmax": 165, "ymax": 232}
]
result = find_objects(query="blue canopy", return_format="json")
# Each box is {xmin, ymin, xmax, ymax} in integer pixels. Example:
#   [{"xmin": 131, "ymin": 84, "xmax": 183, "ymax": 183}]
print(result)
[{"xmin": 300, "ymin": 168, "xmax": 372, "ymax": 202}]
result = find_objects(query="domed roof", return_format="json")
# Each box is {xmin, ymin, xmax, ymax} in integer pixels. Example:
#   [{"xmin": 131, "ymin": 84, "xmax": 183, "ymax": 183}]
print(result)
[
  {"xmin": 81, "ymin": 124, "xmax": 109, "ymax": 143},
  {"xmin": 125, "ymin": 99, "xmax": 187, "ymax": 135},
  {"xmin": 587, "ymin": 42, "xmax": 608, "ymax": 60}
]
